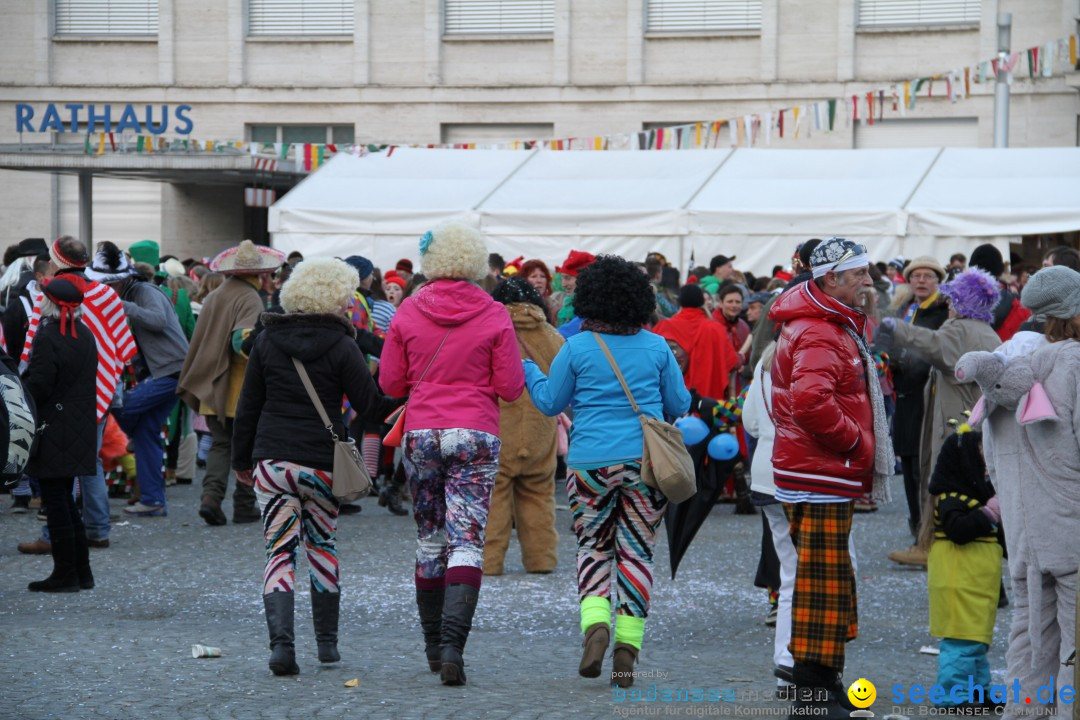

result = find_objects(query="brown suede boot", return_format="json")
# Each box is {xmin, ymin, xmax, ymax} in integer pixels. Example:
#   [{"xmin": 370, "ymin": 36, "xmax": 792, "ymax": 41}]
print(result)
[
  {"xmin": 611, "ymin": 642, "xmax": 638, "ymax": 688},
  {"xmin": 578, "ymin": 623, "xmax": 610, "ymax": 678}
]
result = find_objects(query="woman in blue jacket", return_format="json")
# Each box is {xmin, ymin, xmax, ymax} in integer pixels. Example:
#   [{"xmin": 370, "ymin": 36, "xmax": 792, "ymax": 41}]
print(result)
[{"xmin": 523, "ymin": 255, "xmax": 690, "ymax": 688}]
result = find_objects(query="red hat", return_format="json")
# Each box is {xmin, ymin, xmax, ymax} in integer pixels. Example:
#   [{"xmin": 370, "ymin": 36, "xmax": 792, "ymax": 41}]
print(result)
[
  {"xmin": 384, "ymin": 275, "xmax": 406, "ymax": 289},
  {"xmin": 504, "ymin": 256, "xmax": 524, "ymax": 274},
  {"xmin": 556, "ymin": 250, "xmax": 596, "ymax": 277},
  {"xmin": 774, "ymin": 270, "xmax": 794, "ymax": 283},
  {"xmin": 42, "ymin": 275, "xmax": 87, "ymax": 337},
  {"xmin": 396, "ymin": 258, "xmax": 413, "ymax": 273}
]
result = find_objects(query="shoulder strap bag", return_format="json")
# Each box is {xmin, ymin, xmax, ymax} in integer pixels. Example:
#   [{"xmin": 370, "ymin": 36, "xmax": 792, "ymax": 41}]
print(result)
[
  {"xmin": 382, "ymin": 330, "xmax": 452, "ymax": 448},
  {"xmin": 291, "ymin": 358, "xmax": 371, "ymax": 503},
  {"xmin": 592, "ymin": 333, "xmax": 697, "ymax": 504}
]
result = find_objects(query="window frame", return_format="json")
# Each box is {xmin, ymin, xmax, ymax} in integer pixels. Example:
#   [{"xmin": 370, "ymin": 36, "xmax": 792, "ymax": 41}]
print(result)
[
  {"xmin": 442, "ymin": 0, "xmax": 555, "ymax": 38},
  {"xmin": 247, "ymin": 124, "xmax": 355, "ymax": 145},
  {"xmin": 246, "ymin": 0, "xmax": 355, "ymax": 38},
  {"xmin": 856, "ymin": 0, "xmax": 981, "ymax": 30},
  {"xmin": 644, "ymin": 0, "xmax": 763, "ymax": 37}
]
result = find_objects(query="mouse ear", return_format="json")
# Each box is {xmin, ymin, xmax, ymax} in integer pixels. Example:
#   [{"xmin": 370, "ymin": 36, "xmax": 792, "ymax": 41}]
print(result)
[{"xmin": 1018, "ymin": 382, "xmax": 1058, "ymax": 425}]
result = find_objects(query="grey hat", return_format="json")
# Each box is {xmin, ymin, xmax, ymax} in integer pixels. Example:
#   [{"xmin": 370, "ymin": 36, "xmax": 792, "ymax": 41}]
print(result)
[
  {"xmin": 747, "ymin": 291, "xmax": 773, "ymax": 306},
  {"xmin": 1020, "ymin": 266, "xmax": 1080, "ymax": 320}
]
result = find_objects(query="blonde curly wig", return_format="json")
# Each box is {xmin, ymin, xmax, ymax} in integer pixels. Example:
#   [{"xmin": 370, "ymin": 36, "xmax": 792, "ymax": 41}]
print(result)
[
  {"xmin": 280, "ymin": 258, "xmax": 359, "ymax": 314},
  {"xmin": 420, "ymin": 221, "xmax": 489, "ymax": 282}
]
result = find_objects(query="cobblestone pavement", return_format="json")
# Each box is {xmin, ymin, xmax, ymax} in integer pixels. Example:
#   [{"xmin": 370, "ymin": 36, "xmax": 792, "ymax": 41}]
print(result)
[{"xmin": 0, "ymin": 474, "xmax": 1009, "ymax": 720}]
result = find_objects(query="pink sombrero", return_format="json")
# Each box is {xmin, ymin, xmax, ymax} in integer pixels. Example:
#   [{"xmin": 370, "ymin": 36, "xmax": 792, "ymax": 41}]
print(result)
[{"xmin": 210, "ymin": 240, "xmax": 285, "ymax": 275}]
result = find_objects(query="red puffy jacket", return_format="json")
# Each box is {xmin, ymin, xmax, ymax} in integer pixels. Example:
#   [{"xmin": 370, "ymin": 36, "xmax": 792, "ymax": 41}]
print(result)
[{"xmin": 768, "ymin": 281, "xmax": 875, "ymax": 498}]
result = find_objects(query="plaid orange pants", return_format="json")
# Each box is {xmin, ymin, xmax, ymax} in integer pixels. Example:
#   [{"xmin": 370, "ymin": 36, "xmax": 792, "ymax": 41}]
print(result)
[{"xmin": 783, "ymin": 501, "xmax": 858, "ymax": 671}]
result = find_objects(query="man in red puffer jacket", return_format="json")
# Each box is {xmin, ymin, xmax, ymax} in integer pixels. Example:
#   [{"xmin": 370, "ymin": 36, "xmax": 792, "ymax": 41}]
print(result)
[{"xmin": 768, "ymin": 237, "xmax": 876, "ymax": 720}]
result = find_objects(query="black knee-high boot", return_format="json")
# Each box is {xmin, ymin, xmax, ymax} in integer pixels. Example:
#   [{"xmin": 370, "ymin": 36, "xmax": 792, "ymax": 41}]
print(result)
[
  {"xmin": 311, "ymin": 585, "xmax": 340, "ymax": 663},
  {"xmin": 416, "ymin": 588, "xmax": 445, "ymax": 672},
  {"xmin": 263, "ymin": 592, "xmax": 299, "ymax": 676},
  {"xmin": 439, "ymin": 583, "xmax": 479, "ymax": 686}
]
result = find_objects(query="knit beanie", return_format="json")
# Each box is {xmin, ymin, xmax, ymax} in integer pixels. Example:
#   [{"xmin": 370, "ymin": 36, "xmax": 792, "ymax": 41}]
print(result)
[
  {"xmin": 49, "ymin": 238, "xmax": 87, "ymax": 270},
  {"xmin": 1020, "ymin": 266, "xmax": 1080, "ymax": 320},
  {"xmin": 969, "ymin": 244, "xmax": 1005, "ymax": 279},
  {"xmin": 678, "ymin": 284, "xmax": 705, "ymax": 308},
  {"xmin": 344, "ymin": 255, "xmax": 374, "ymax": 281}
]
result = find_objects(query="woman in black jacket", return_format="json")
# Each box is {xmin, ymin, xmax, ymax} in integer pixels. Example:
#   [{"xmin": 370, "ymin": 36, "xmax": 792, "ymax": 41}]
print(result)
[
  {"xmin": 232, "ymin": 258, "xmax": 399, "ymax": 677},
  {"xmin": 25, "ymin": 276, "xmax": 99, "ymax": 592}
]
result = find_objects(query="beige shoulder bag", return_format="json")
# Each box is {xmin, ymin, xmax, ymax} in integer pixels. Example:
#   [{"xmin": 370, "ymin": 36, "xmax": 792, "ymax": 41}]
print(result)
[
  {"xmin": 292, "ymin": 358, "xmax": 372, "ymax": 503},
  {"xmin": 592, "ymin": 333, "xmax": 697, "ymax": 504}
]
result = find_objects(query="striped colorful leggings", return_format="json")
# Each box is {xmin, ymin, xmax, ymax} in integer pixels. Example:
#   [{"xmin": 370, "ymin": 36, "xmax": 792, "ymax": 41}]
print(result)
[
  {"xmin": 254, "ymin": 460, "xmax": 340, "ymax": 594},
  {"xmin": 402, "ymin": 429, "xmax": 500, "ymax": 590},
  {"xmin": 567, "ymin": 463, "xmax": 667, "ymax": 618}
]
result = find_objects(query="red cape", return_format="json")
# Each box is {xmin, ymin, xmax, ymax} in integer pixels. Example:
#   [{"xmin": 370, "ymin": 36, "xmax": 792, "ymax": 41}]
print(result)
[{"xmin": 654, "ymin": 309, "xmax": 740, "ymax": 399}]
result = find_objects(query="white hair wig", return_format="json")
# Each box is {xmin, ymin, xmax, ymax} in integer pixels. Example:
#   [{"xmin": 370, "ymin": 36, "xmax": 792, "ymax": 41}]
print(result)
[
  {"xmin": 419, "ymin": 221, "xmax": 488, "ymax": 282},
  {"xmin": 280, "ymin": 257, "xmax": 360, "ymax": 314},
  {"xmin": 39, "ymin": 294, "xmax": 82, "ymax": 321}
]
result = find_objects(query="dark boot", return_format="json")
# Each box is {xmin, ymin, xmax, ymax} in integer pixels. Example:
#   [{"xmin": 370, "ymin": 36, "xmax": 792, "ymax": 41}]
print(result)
[
  {"xmin": 74, "ymin": 527, "xmax": 94, "ymax": 590},
  {"xmin": 311, "ymin": 587, "xmax": 340, "ymax": 663},
  {"xmin": 611, "ymin": 642, "xmax": 638, "ymax": 687},
  {"xmin": 263, "ymin": 592, "xmax": 299, "ymax": 676},
  {"xmin": 439, "ymin": 583, "xmax": 479, "ymax": 686},
  {"xmin": 416, "ymin": 588, "xmax": 445, "ymax": 672},
  {"xmin": 378, "ymin": 467, "xmax": 408, "ymax": 516},
  {"xmin": 788, "ymin": 662, "xmax": 850, "ymax": 720},
  {"xmin": 28, "ymin": 536, "xmax": 79, "ymax": 593},
  {"xmin": 732, "ymin": 463, "xmax": 756, "ymax": 515}
]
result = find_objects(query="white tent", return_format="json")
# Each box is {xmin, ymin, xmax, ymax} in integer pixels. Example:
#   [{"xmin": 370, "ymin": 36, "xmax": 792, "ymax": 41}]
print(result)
[{"xmin": 270, "ymin": 147, "xmax": 1080, "ymax": 276}]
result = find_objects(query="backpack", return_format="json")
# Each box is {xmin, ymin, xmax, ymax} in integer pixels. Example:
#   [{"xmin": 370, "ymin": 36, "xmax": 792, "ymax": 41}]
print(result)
[{"xmin": 0, "ymin": 360, "xmax": 37, "ymax": 487}]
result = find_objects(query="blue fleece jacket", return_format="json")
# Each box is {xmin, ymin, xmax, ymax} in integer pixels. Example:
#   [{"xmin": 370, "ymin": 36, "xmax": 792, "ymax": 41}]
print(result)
[{"xmin": 524, "ymin": 330, "xmax": 691, "ymax": 468}]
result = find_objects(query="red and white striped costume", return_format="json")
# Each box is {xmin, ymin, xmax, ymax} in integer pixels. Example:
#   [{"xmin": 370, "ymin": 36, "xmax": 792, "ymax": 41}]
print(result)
[{"xmin": 21, "ymin": 280, "xmax": 137, "ymax": 420}]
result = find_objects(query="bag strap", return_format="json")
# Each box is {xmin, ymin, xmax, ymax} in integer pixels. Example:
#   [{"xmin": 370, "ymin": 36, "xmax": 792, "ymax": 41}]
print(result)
[
  {"xmin": 291, "ymin": 357, "xmax": 338, "ymax": 440},
  {"xmin": 413, "ymin": 330, "xmax": 452, "ymax": 391},
  {"xmin": 592, "ymin": 332, "xmax": 641, "ymax": 416}
]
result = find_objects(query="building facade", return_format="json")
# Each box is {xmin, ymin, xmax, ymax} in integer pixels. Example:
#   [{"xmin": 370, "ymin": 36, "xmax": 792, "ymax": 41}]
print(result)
[{"xmin": 1, "ymin": 0, "xmax": 1078, "ymax": 259}]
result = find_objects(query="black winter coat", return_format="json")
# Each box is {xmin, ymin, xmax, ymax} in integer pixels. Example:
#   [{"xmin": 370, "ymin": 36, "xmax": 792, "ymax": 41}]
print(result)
[
  {"xmin": 24, "ymin": 318, "xmax": 98, "ymax": 478},
  {"xmin": 889, "ymin": 295, "xmax": 949, "ymax": 455},
  {"xmin": 232, "ymin": 312, "xmax": 400, "ymax": 473}
]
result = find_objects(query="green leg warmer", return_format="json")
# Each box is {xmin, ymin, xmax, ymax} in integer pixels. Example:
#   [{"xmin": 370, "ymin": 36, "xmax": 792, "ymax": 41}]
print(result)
[
  {"xmin": 614, "ymin": 614, "xmax": 645, "ymax": 650},
  {"xmin": 580, "ymin": 596, "xmax": 611, "ymax": 634}
]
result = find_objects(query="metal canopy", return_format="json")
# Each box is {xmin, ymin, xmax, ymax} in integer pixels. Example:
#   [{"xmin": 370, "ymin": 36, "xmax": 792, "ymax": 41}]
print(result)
[{"xmin": 0, "ymin": 144, "xmax": 305, "ymax": 187}]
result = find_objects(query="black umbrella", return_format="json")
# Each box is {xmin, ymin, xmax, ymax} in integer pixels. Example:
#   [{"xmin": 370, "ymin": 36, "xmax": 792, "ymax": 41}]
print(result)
[{"xmin": 664, "ymin": 431, "xmax": 738, "ymax": 579}]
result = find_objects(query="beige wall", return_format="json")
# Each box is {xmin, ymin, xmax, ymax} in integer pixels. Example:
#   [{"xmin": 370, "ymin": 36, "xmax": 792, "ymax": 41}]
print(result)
[{"xmin": 0, "ymin": 0, "xmax": 1076, "ymax": 256}]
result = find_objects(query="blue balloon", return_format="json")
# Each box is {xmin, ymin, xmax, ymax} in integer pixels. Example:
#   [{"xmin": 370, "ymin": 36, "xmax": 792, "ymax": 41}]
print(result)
[
  {"xmin": 675, "ymin": 416, "xmax": 710, "ymax": 446},
  {"xmin": 707, "ymin": 433, "xmax": 740, "ymax": 461}
]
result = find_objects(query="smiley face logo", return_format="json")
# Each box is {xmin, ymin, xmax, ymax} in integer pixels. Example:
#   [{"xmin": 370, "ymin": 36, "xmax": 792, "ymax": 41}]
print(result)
[{"xmin": 847, "ymin": 678, "xmax": 876, "ymax": 709}]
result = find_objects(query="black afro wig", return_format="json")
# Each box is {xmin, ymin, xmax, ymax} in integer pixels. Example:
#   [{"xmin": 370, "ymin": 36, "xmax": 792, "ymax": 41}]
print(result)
[
  {"xmin": 573, "ymin": 254, "xmax": 655, "ymax": 327},
  {"xmin": 492, "ymin": 276, "xmax": 547, "ymax": 316}
]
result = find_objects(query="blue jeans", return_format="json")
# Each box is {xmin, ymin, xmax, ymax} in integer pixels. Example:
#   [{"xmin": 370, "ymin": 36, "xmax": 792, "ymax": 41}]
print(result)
[
  {"xmin": 42, "ymin": 418, "xmax": 108, "ymax": 542},
  {"xmin": 116, "ymin": 375, "xmax": 179, "ymax": 510}
]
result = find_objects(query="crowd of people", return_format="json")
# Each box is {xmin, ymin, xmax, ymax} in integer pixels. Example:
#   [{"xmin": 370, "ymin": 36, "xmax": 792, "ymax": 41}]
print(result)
[{"xmin": 0, "ymin": 228, "xmax": 1077, "ymax": 717}]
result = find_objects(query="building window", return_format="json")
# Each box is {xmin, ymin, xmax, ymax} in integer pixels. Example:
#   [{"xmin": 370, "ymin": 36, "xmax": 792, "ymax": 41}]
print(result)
[
  {"xmin": 646, "ymin": 0, "xmax": 762, "ymax": 33},
  {"xmin": 444, "ymin": 0, "xmax": 554, "ymax": 35},
  {"xmin": 247, "ymin": 0, "xmax": 354, "ymax": 36},
  {"xmin": 853, "ymin": 117, "xmax": 978, "ymax": 148},
  {"xmin": 55, "ymin": 0, "xmax": 159, "ymax": 36},
  {"xmin": 858, "ymin": 0, "xmax": 980, "ymax": 27},
  {"xmin": 249, "ymin": 125, "xmax": 355, "ymax": 144}
]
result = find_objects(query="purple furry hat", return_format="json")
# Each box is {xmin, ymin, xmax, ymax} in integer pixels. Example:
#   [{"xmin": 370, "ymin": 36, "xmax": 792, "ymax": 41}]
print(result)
[{"xmin": 939, "ymin": 267, "xmax": 1001, "ymax": 322}]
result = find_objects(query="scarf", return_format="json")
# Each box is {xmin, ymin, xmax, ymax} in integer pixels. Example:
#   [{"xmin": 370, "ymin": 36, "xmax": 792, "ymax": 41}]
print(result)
[
  {"xmin": 843, "ymin": 325, "xmax": 893, "ymax": 504},
  {"xmin": 580, "ymin": 319, "xmax": 639, "ymax": 336}
]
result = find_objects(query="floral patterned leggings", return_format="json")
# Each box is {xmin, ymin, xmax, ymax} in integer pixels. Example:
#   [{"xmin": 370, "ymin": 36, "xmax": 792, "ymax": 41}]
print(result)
[
  {"xmin": 402, "ymin": 429, "xmax": 501, "ymax": 590},
  {"xmin": 254, "ymin": 460, "xmax": 340, "ymax": 594}
]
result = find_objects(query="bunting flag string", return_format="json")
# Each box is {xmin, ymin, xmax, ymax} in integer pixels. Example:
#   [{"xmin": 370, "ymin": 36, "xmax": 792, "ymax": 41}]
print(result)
[{"xmin": 72, "ymin": 32, "xmax": 1078, "ymax": 164}]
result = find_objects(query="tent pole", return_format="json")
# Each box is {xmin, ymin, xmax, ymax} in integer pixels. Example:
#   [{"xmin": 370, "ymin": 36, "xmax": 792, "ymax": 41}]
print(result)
[
  {"xmin": 680, "ymin": 149, "xmax": 737, "ymax": 275},
  {"xmin": 993, "ymin": 13, "xmax": 1012, "ymax": 149},
  {"xmin": 78, "ymin": 172, "xmax": 93, "ymax": 254},
  {"xmin": 472, "ymin": 147, "xmax": 540, "ymax": 213}
]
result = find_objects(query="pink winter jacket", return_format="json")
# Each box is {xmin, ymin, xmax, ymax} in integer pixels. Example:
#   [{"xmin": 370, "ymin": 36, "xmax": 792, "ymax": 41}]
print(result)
[{"xmin": 379, "ymin": 279, "xmax": 524, "ymax": 436}]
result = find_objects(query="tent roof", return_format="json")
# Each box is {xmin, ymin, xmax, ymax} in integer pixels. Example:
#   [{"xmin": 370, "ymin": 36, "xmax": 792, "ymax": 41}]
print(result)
[
  {"xmin": 688, "ymin": 148, "xmax": 941, "ymax": 236},
  {"xmin": 268, "ymin": 148, "xmax": 532, "ymax": 235},
  {"xmin": 905, "ymin": 147, "xmax": 1080, "ymax": 237},
  {"xmin": 269, "ymin": 147, "xmax": 1080, "ymax": 240},
  {"xmin": 478, "ymin": 149, "xmax": 731, "ymax": 235}
]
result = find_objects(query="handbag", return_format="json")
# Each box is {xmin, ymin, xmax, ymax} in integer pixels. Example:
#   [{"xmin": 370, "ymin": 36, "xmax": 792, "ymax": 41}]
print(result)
[
  {"xmin": 592, "ymin": 333, "xmax": 697, "ymax": 504},
  {"xmin": 291, "ymin": 357, "xmax": 371, "ymax": 503},
  {"xmin": 383, "ymin": 330, "xmax": 452, "ymax": 448}
]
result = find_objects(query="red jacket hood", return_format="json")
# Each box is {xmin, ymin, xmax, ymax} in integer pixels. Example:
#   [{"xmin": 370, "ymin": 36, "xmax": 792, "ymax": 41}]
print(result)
[
  {"xmin": 767, "ymin": 280, "xmax": 867, "ymax": 338},
  {"xmin": 412, "ymin": 278, "xmax": 493, "ymax": 327}
]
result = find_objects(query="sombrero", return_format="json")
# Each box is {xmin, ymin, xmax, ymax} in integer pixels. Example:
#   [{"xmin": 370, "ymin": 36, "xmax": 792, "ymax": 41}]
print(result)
[{"xmin": 210, "ymin": 240, "xmax": 285, "ymax": 275}]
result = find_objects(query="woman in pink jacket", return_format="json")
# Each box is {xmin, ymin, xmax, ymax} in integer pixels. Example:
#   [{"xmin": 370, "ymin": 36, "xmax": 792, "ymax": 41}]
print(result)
[{"xmin": 379, "ymin": 222, "xmax": 524, "ymax": 687}]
